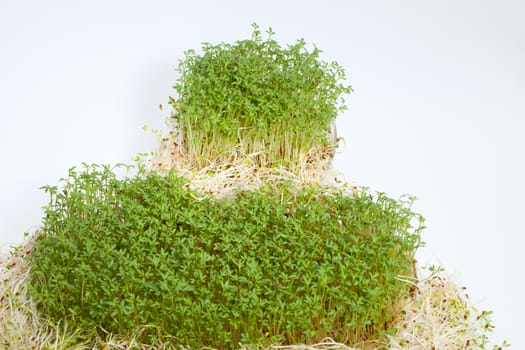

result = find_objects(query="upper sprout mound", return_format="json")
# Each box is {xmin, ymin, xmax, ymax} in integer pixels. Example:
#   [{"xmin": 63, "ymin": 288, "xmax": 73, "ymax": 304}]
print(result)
[{"xmin": 169, "ymin": 23, "xmax": 352, "ymax": 171}]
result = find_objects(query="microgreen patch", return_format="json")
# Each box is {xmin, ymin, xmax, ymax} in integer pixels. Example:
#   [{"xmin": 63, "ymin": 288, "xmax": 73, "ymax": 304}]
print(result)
[
  {"xmin": 29, "ymin": 164, "xmax": 423, "ymax": 348},
  {"xmin": 170, "ymin": 23, "xmax": 352, "ymax": 170}
]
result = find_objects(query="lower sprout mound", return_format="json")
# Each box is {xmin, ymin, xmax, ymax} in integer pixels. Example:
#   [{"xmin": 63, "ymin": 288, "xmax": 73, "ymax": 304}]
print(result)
[{"xmin": 0, "ymin": 161, "xmax": 506, "ymax": 349}]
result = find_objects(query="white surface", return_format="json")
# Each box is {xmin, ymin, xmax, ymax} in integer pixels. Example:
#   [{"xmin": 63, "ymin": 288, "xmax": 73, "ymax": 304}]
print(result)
[{"xmin": 1, "ymin": 0, "xmax": 523, "ymax": 347}]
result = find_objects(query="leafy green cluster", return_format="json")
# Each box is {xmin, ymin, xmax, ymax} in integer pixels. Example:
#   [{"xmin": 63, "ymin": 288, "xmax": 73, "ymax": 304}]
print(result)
[
  {"xmin": 171, "ymin": 23, "xmax": 352, "ymax": 168},
  {"xmin": 29, "ymin": 165, "xmax": 423, "ymax": 348}
]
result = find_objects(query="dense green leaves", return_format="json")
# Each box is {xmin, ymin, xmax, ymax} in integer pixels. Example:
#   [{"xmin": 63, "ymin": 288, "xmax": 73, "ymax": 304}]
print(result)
[
  {"xmin": 29, "ymin": 165, "xmax": 423, "ymax": 348},
  {"xmin": 171, "ymin": 23, "xmax": 352, "ymax": 168}
]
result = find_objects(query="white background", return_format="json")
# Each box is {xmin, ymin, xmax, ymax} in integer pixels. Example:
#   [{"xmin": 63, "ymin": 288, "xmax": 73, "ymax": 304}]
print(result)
[{"xmin": 1, "ymin": 0, "xmax": 523, "ymax": 348}]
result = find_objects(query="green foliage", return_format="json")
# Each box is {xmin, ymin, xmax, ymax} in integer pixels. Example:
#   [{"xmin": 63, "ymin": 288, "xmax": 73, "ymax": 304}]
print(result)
[
  {"xmin": 29, "ymin": 165, "xmax": 423, "ymax": 349},
  {"xmin": 171, "ymin": 23, "xmax": 352, "ymax": 168}
]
